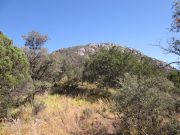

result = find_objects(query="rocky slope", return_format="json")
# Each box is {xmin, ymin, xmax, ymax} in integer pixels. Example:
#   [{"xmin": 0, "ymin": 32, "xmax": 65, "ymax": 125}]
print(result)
[{"xmin": 55, "ymin": 42, "xmax": 175, "ymax": 72}]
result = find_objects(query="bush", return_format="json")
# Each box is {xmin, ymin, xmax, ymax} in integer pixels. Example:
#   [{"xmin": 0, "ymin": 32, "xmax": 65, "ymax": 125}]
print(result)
[
  {"xmin": 51, "ymin": 76, "xmax": 79, "ymax": 95},
  {"xmin": 33, "ymin": 80, "xmax": 52, "ymax": 93},
  {"xmin": 164, "ymin": 121, "xmax": 180, "ymax": 135},
  {"xmin": 167, "ymin": 70, "xmax": 180, "ymax": 89},
  {"xmin": 115, "ymin": 75, "xmax": 178, "ymax": 135}
]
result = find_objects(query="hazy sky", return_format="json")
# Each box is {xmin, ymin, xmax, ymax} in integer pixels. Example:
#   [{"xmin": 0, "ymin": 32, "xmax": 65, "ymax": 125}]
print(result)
[{"xmin": 0, "ymin": 0, "xmax": 177, "ymax": 63}]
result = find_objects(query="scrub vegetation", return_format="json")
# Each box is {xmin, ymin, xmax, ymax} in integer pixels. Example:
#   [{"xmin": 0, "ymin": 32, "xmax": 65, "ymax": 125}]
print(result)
[{"xmin": 0, "ymin": 1, "xmax": 180, "ymax": 135}]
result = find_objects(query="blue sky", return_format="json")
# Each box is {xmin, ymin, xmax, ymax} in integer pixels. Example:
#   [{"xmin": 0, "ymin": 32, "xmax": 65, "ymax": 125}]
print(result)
[{"xmin": 0, "ymin": 0, "xmax": 177, "ymax": 63}]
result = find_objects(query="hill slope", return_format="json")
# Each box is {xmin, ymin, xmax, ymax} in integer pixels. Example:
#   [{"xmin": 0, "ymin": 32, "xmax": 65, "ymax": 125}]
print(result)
[{"xmin": 54, "ymin": 42, "xmax": 175, "ymax": 72}]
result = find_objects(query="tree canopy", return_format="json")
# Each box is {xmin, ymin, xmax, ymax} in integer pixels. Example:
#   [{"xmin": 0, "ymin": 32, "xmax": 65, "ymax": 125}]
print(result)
[
  {"xmin": 0, "ymin": 32, "xmax": 31, "ymax": 118},
  {"xmin": 83, "ymin": 47, "xmax": 163, "ymax": 87},
  {"xmin": 22, "ymin": 31, "xmax": 53, "ymax": 81},
  {"xmin": 0, "ymin": 32, "xmax": 30, "ymax": 89}
]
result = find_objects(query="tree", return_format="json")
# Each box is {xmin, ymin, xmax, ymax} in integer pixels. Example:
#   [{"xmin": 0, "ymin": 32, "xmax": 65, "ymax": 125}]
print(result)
[
  {"xmin": 22, "ymin": 31, "xmax": 49, "ymax": 50},
  {"xmin": 23, "ymin": 47, "xmax": 54, "ymax": 81},
  {"xmin": 161, "ymin": 0, "xmax": 180, "ymax": 68},
  {"xmin": 0, "ymin": 32, "xmax": 31, "ymax": 118},
  {"xmin": 83, "ymin": 47, "xmax": 163, "ymax": 88},
  {"xmin": 83, "ymin": 47, "xmax": 137, "ymax": 87},
  {"xmin": 59, "ymin": 50, "xmax": 86, "ymax": 81},
  {"xmin": 171, "ymin": 0, "xmax": 180, "ymax": 32},
  {"xmin": 22, "ymin": 31, "xmax": 52, "ymax": 80},
  {"xmin": 132, "ymin": 57, "xmax": 164, "ymax": 79}
]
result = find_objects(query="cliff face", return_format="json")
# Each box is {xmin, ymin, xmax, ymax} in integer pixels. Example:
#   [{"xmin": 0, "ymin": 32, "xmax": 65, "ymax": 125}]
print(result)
[{"xmin": 55, "ymin": 42, "xmax": 175, "ymax": 72}]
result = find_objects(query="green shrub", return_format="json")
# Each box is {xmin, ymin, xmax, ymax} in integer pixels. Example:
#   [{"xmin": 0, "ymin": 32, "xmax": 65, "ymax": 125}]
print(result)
[
  {"xmin": 0, "ymin": 32, "xmax": 31, "ymax": 118},
  {"xmin": 51, "ymin": 77, "xmax": 79, "ymax": 95},
  {"xmin": 115, "ymin": 75, "xmax": 177, "ymax": 135},
  {"xmin": 33, "ymin": 80, "xmax": 52, "ymax": 93},
  {"xmin": 167, "ymin": 70, "xmax": 180, "ymax": 88},
  {"xmin": 164, "ymin": 121, "xmax": 180, "ymax": 135},
  {"xmin": 132, "ymin": 57, "xmax": 164, "ymax": 78}
]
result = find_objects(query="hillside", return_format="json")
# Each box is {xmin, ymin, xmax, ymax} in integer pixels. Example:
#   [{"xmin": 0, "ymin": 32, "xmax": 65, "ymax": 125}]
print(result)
[
  {"xmin": 0, "ymin": 32, "xmax": 179, "ymax": 135},
  {"xmin": 1, "ymin": 0, "xmax": 180, "ymax": 134},
  {"xmin": 55, "ymin": 42, "xmax": 175, "ymax": 72}
]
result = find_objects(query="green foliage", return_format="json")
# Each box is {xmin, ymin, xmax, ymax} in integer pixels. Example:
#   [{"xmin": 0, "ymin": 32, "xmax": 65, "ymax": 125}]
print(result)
[
  {"xmin": 165, "ymin": 121, "xmax": 180, "ymax": 135},
  {"xmin": 51, "ymin": 77, "xmax": 79, "ymax": 95},
  {"xmin": 0, "ymin": 32, "xmax": 13, "ymax": 46},
  {"xmin": 115, "ymin": 75, "xmax": 178, "ymax": 135},
  {"xmin": 132, "ymin": 57, "xmax": 164, "ymax": 78},
  {"xmin": 0, "ymin": 32, "xmax": 31, "ymax": 118},
  {"xmin": 83, "ymin": 47, "xmax": 163, "ymax": 87},
  {"xmin": 58, "ymin": 50, "xmax": 86, "ymax": 81},
  {"xmin": 33, "ymin": 80, "xmax": 52, "ymax": 93},
  {"xmin": 0, "ymin": 46, "xmax": 29, "ymax": 87},
  {"xmin": 83, "ymin": 47, "xmax": 137, "ymax": 87},
  {"xmin": 167, "ymin": 70, "xmax": 180, "ymax": 88}
]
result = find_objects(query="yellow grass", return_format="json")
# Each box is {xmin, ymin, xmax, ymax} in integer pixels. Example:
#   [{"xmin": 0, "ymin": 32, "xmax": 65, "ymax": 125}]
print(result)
[{"xmin": 0, "ymin": 94, "xmax": 119, "ymax": 135}]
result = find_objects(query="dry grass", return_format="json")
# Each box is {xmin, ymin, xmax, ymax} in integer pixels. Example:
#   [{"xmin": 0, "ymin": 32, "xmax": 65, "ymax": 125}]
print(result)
[{"xmin": 0, "ymin": 93, "xmax": 120, "ymax": 135}]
